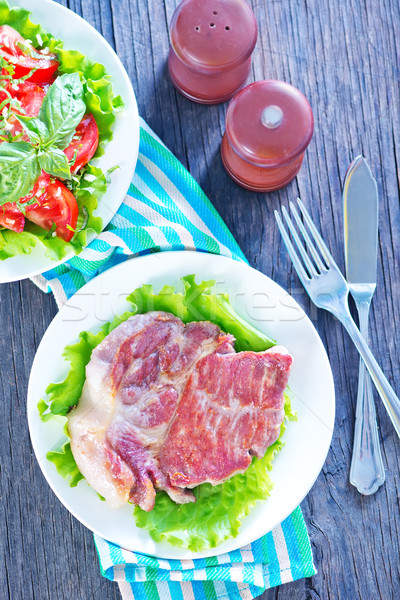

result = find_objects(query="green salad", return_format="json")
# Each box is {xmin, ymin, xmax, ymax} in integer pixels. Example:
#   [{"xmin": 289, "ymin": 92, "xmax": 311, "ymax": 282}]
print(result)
[
  {"xmin": 39, "ymin": 276, "xmax": 296, "ymax": 551},
  {"xmin": 0, "ymin": 0, "xmax": 123, "ymax": 260}
]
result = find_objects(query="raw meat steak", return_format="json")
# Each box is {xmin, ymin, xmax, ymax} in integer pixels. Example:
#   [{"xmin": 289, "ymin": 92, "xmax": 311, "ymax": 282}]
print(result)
[
  {"xmin": 68, "ymin": 311, "xmax": 292, "ymax": 511},
  {"xmin": 68, "ymin": 312, "xmax": 233, "ymax": 511},
  {"xmin": 160, "ymin": 345, "xmax": 292, "ymax": 488}
]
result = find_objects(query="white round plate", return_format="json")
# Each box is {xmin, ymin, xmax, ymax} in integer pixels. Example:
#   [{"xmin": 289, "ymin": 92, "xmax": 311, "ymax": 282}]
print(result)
[
  {"xmin": 28, "ymin": 251, "xmax": 335, "ymax": 559},
  {"xmin": 0, "ymin": 0, "xmax": 139, "ymax": 283}
]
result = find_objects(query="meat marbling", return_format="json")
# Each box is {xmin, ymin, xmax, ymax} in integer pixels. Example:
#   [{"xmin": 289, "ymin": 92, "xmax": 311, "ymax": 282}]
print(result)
[{"xmin": 68, "ymin": 311, "xmax": 292, "ymax": 511}]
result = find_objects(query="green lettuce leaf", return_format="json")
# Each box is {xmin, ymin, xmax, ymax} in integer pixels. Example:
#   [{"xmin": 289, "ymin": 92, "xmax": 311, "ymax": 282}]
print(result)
[
  {"xmin": 39, "ymin": 278, "xmax": 295, "ymax": 550},
  {"xmin": 127, "ymin": 278, "xmax": 275, "ymax": 351},
  {"xmin": 127, "ymin": 284, "xmax": 188, "ymax": 321},
  {"xmin": 0, "ymin": 225, "xmax": 67, "ymax": 260},
  {"xmin": 0, "ymin": 0, "xmax": 123, "ymax": 260},
  {"xmin": 182, "ymin": 275, "xmax": 275, "ymax": 351},
  {"xmin": 69, "ymin": 164, "xmax": 106, "ymax": 253}
]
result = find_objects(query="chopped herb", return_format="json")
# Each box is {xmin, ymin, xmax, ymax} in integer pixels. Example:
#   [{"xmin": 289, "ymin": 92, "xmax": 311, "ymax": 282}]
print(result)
[
  {"xmin": 44, "ymin": 222, "xmax": 57, "ymax": 239},
  {"xmin": 106, "ymin": 164, "xmax": 120, "ymax": 184},
  {"xmin": 68, "ymin": 148, "xmax": 78, "ymax": 169}
]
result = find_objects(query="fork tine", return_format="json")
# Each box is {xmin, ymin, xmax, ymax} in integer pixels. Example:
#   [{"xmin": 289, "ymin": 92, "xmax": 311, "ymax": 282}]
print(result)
[
  {"xmin": 281, "ymin": 206, "xmax": 318, "ymax": 277},
  {"xmin": 274, "ymin": 210, "xmax": 310, "ymax": 282},
  {"xmin": 297, "ymin": 198, "xmax": 336, "ymax": 264},
  {"xmin": 289, "ymin": 201, "xmax": 327, "ymax": 272}
]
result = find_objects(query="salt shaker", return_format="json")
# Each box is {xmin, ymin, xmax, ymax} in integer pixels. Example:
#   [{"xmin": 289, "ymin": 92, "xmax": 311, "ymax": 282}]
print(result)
[
  {"xmin": 168, "ymin": 0, "xmax": 257, "ymax": 104},
  {"xmin": 221, "ymin": 80, "xmax": 314, "ymax": 191}
]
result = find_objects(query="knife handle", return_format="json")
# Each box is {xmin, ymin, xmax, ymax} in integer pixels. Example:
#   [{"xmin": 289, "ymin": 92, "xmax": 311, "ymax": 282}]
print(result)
[
  {"xmin": 349, "ymin": 301, "xmax": 385, "ymax": 494},
  {"xmin": 338, "ymin": 306, "xmax": 400, "ymax": 441},
  {"xmin": 350, "ymin": 358, "xmax": 385, "ymax": 495}
]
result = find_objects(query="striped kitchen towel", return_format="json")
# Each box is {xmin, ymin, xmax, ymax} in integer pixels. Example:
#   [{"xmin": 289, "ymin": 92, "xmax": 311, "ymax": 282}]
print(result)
[
  {"xmin": 32, "ymin": 118, "xmax": 316, "ymax": 599},
  {"xmin": 95, "ymin": 506, "xmax": 315, "ymax": 600}
]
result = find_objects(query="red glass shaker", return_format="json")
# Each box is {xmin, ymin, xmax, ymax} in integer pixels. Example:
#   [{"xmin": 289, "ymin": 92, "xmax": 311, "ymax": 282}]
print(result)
[
  {"xmin": 168, "ymin": 0, "xmax": 257, "ymax": 104},
  {"xmin": 221, "ymin": 80, "xmax": 314, "ymax": 191}
]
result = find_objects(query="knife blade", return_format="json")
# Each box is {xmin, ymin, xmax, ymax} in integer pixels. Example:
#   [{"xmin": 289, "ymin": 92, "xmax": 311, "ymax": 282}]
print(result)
[
  {"xmin": 343, "ymin": 156, "xmax": 378, "ymax": 285},
  {"xmin": 343, "ymin": 155, "xmax": 385, "ymax": 495}
]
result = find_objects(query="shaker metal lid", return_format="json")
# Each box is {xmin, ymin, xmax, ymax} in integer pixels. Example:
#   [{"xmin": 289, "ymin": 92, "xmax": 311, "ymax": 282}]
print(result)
[
  {"xmin": 170, "ymin": 0, "xmax": 257, "ymax": 70},
  {"xmin": 225, "ymin": 80, "xmax": 314, "ymax": 167}
]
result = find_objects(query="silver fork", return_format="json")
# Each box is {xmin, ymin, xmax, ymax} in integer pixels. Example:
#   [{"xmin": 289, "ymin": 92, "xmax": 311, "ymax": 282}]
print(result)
[{"xmin": 275, "ymin": 199, "xmax": 400, "ymax": 438}]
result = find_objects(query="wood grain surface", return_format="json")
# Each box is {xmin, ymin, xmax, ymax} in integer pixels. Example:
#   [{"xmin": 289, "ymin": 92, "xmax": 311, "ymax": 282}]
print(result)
[{"xmin": 1, "ymin": 0, "xmax": 400, "ymax": 598}]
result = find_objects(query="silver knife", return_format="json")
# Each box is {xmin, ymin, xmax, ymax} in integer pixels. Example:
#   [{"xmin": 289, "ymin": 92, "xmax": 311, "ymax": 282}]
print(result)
[{"xmin": 343, "ymin": 155, "xmax": 385, "ymax": 495}]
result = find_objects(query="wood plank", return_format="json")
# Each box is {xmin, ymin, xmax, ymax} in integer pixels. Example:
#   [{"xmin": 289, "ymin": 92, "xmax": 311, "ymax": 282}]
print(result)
[{"xmin": 0, "ymin": 0, "xmax": 399, "ymax": 598}]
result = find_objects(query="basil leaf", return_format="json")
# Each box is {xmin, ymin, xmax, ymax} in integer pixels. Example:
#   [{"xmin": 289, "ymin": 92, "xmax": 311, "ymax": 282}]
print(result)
[
  {"xmin": 15, "ymin": 115, "xmax": 49, "ymax": 146},
  {"xmin": 39, "ymin": 147, "xmax": 71, "ymax": 180},
  {"xmin": 40, "ymin": 73, "xmax": 86, "ymax": 149},
  {"xmin": 0, "ymin": 142, "xmax": 40, "ymax": 206}
]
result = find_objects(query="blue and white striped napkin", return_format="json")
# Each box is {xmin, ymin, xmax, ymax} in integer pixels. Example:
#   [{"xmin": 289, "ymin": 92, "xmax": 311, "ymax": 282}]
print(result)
[
  {"xmin": 95, "ymin": 505, "xmax": 315, "ymax": 600},
  {"xmin": 32, "ymin": 118, "xmax": 316, "ymax": 599}
]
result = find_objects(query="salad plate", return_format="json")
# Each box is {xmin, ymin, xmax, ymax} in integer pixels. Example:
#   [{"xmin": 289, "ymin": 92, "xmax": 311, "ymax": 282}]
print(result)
[
  {"xmin": 0, "ymin": 0, "xmax": 139, "ymax": 283},
  {"xmin": 27, "ymin": 250, "xmax": 335, "ymax": 559}
]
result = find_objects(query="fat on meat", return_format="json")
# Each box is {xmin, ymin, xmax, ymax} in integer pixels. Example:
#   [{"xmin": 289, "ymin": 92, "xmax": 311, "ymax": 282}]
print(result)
[{"xmin": 68, "ymin": 311, "xmax": 292, "ymax": 511}]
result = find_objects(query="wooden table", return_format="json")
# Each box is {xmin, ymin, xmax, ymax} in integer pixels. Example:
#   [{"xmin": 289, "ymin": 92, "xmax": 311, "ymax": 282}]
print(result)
[{"xmin": 2, "ymin": 1, "xmax": 399, "ymax": 598}]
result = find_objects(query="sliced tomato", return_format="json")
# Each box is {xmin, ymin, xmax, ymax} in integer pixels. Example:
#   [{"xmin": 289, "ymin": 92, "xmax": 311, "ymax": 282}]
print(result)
[
  {"xmin": 0, "ymin": 25, "xmax": 59, "ymax": 85},
  {"xmin": 0, "ymin": 203, "xmax": 25, "ymax": 233},
  {"xmin": 0, "ymin": 80, "xmax": 44, "ymax": 118},
  {"xmin": 7, "ymin": 80, "xmax": 45, "ymax": 116},
  {"xmin": 64, "ymin": 114, "xmax": 99, "ymax": 173},
  {"xmin": 0, "ymin": 172, "xmax": 50, "ymax": 233},
  {"xmin": 25, "ymin": 180, "xmax": 79, "ymax": 242},
  {"xmin": 20, "ymin": 171, "xmax": 50, "ymax": 209},
  {"xmin": 0, "ymin": 80, "xmax": 45, "ymax": 141}
]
